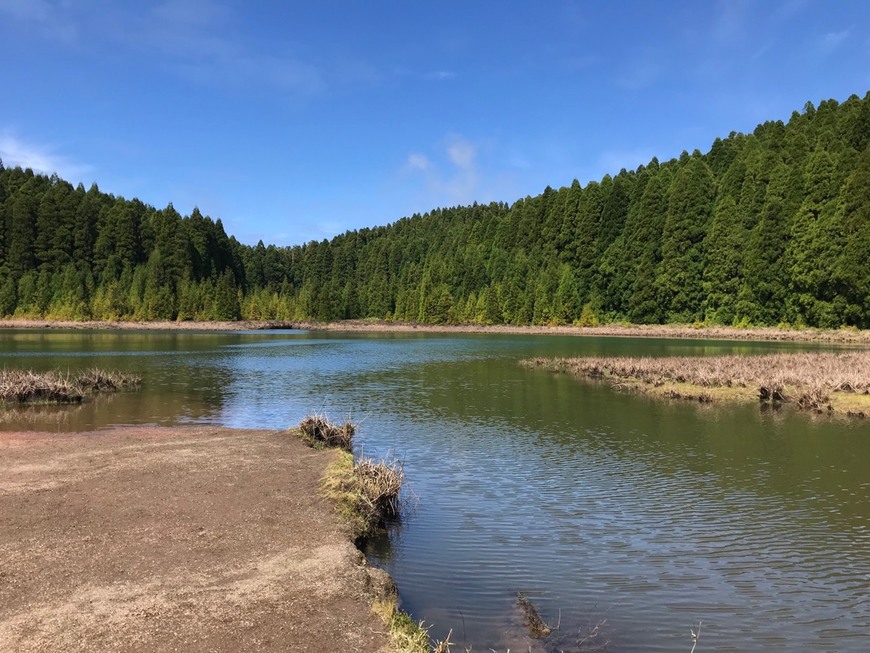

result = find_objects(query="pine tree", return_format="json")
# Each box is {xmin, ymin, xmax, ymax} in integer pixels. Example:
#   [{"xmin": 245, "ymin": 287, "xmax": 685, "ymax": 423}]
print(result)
[
  {"xmin": 835, "ymin": 147, "xmax": 870, "ymax": 327},
  {"xmin": 656, "ymin": 156, "xmax": 716, "ymax": 322},
  {"xmin": 701, "ymin": 195, "xmax": 743, "ymax": 323},
  {"xmin": 7, "ymin": 180, "xmax": 39, "ymax": 277}
]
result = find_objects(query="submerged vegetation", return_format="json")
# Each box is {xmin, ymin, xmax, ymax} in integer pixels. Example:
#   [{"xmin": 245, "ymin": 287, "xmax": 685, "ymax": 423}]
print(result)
[
  {"xmin": 0, "ymin": 367, "xmax": 141, "ymax": 404},
  {"xmin": 525, "ymin": 351, "xmax": 870, "ymax": 416},
  {"xmin": 2, "ymin": 93, "xmax": 869, "ymax": 328},
  {"xmin": 517, "ymin": 592, "xmax": 552, "ymax": 639}
]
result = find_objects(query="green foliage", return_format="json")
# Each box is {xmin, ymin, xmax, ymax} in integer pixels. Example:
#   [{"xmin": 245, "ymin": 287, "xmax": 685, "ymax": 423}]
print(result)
[{"xmin": 1, "ymin": 93, "xmax": 869, "ymax": 327}]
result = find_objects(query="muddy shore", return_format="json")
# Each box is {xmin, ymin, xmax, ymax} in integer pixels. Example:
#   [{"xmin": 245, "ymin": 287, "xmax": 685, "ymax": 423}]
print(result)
[
  {"xmin": 0, "ymin": 426, "xmax": 395, "ymax": 652},
  {"xmin": 2, "ymin": 317, "xmax": 870, "ymax": 344}
]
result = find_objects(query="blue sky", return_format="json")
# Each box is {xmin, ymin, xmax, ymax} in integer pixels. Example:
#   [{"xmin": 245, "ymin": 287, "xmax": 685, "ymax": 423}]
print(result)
[{"xmin": 1, "ymin": 1, "xmax": 868, "ymax": 247}]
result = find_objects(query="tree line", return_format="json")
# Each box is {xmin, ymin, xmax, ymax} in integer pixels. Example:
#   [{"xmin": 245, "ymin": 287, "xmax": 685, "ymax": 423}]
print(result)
[{"xmin": 1, "ymin": 92, "xmax": 869, "ymax": 327}]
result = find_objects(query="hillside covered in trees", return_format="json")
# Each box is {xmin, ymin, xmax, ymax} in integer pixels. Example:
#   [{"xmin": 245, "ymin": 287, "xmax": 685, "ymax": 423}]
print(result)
[{"xmin": 1, "ymin": 93, "xmax": 869, "ymax": 328}]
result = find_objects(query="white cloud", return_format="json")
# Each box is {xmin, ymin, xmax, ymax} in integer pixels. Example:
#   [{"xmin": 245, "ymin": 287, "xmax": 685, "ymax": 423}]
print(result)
[
  {"xmin": 819, "ymin": 29, "xmax": 850, "ymax": 52},
  {"xmin": 0, "ymin": 0, "xmax": 78, "ymax": 42},
  {"xmin": 407, "ymin": 153, "xmax": 431, "ymax": 171},
  {"xmin": 425, "ymin": 70, "xmax": 456, "ymax": 81},
  {"xmin": 0, "ymin": 132, "xmax": 93, "ymax": 181},
  {"xmin": 447, "ymin": 137, "xmax": 476, "ymax": 169},
  {"xmin": 80, "ymin": 0, "xmax": 329, "ymax": 97},
  {"xmin": 404, "ymin": 135, "xmax": 481, "ymax": 205}
]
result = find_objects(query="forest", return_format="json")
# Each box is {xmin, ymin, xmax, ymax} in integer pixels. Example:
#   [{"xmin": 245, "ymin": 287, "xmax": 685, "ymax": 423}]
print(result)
[{"xmin": 1, "ymin": 93, "xmax": 869, "ymax": 328}]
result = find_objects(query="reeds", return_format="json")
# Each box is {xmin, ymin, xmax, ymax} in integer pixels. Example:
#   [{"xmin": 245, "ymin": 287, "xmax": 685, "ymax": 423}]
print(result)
[
  {"xmin": 299, "ymin": 413, "xmax": 355, "ymax": 450},
  {"xmin": 299, "ymin": 413, "xmax": 405, "ymax": 536},
  {"xmin": 0, "ymin": 368, "xmax": 142, "ymax": 404},
  {"xmin": 352, "ymin": 456, "xmax": 404, "ymax": 526},
  {"xmin": 75, "ymin": 367, "xmax": 141, "ymax": 392},
  {"xmin": 525, "ymin": 351, "xmax": 870, "ymax": 393},
  {"xmin": 524, "ymin": 351, "xmax": 870, "ymax": 414}
]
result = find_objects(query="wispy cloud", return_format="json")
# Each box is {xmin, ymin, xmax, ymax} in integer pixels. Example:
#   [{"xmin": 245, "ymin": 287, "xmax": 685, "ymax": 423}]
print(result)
[
  {"xmin": 404, "ymin": 134, "xmax": 481, "ymax": 205},
  {"xmin": 0, "ymin": 131, "xmax": 93, "ymax": 181},
  {"xmin": 0, "ymin": 0, "xmax": 78, "ymax": 42},
  {"xmin": 712, "ymin": 0, "xmax": 748, "ymax": 44},
  {"xmin": 615, "ymin": 59, "xmax": 664, "ymax": 91},
  {"xmin": 770, "ymin": 0, "xmax": 810, "ymax": 22},
  {"xmin": 818, "ymin": 29, "xmax": 850, "ymax": 53},
  {"xmin": 425, "ymin": 70, "xmax": 456, "ymax": 81},
  {"xmin": 406, "ymin": 153, "xmax": 431, "ymax": 171},
  {"xmin": 139, "ymin": 0, "xmax": 327, "ymax": 95}
]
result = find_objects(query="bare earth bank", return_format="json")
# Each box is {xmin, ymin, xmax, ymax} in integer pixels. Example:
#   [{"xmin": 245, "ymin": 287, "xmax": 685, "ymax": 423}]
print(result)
[
  {"xmin": 2, "ymin": 318, "xmax": 870, "ymax": 344},
  {"xmin": 0, "ymin": 426, "xmax": 394, "ymax": 653}
]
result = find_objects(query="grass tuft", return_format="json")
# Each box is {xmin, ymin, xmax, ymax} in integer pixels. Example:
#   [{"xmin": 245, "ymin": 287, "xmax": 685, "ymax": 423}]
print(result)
[
  {"xmin": 296, "ymin": 413, "xmax": 403, "ymax": 537},
  {"xmin": 298, "ymin": 413, "xmax": 356, "ymax": 450},
  {"xmin": 0, "ymin": 368, "xmax": 142, "ymax": 405},
  {"xmin": 320, "ymin": 450, "xmax": 404, "ymax": 540}
]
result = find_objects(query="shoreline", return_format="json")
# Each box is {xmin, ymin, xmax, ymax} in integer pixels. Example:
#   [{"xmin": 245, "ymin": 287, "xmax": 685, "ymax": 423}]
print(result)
[
  {"xmin": 526, "ymin": 352, "xmax": 870, "ymax": 418},
  {"xmin": 0, "ymin": 425, "xmax": 397, "ymax": 652},
  {"xmin": 3, "ymin": 317, "xmax": 870, "ymax": 344}
]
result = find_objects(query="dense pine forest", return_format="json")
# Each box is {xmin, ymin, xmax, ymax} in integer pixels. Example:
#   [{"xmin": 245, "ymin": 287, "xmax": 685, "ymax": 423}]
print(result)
[{"xmin": 1, "ymin": 93, "xmax": 869, "ymax": 327}]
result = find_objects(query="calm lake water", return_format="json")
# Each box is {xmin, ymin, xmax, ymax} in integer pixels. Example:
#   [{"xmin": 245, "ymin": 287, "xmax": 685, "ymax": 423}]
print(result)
[{"xmin": 2, "ymin": 329, "xmax": 869, "ymax": 651}]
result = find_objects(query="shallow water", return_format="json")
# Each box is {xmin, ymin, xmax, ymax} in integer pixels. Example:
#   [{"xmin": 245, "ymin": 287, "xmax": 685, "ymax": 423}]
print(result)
[{"xmin": 2, "ymin": 329, "xmax": 868, "ymax": 651}]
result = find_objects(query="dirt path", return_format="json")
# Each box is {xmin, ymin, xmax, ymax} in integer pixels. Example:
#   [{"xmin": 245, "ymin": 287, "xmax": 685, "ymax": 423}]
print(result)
[{"xmin": 0, "ymin": 426, "xmax": 393, "ymax": 652}]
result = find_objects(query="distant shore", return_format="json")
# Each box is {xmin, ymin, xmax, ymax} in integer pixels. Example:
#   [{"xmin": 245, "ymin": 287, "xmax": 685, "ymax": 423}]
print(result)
[{"xmin": 3, "ymin": 317, "xmax": 870, "ymax": 344}]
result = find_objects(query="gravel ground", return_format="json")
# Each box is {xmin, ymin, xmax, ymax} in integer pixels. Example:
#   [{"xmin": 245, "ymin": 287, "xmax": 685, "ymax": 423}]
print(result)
[{"xmin": 0, "ymin": 426, "xmax": 394, "ymax": 652}]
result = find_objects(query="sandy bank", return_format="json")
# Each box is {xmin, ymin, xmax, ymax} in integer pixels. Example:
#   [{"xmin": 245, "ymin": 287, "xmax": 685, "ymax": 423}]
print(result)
[
  {"xmin": 3, "ymin": 317, "xmax": 870, "ymax": 344},
  {"xmin": 0, "ymin": 426, "xmax": 394, "ymax": 652}
]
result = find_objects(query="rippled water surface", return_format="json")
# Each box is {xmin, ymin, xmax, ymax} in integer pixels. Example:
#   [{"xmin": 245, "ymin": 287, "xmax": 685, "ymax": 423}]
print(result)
[{"xmin": 2, "ymin": 329, "xmax": 869, "ymax": 651}]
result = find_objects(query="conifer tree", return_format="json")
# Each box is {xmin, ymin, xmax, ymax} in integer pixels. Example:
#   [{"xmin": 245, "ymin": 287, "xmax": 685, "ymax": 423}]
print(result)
[{"xmin": 656, "ymin": 156, "xmax": 715, "ymax": 322}]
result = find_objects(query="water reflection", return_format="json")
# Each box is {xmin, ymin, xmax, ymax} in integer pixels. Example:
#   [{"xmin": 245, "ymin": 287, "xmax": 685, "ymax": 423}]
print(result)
[{"xmin": 1, "ymin": 329, "xmax": 868, "ymax": 651}]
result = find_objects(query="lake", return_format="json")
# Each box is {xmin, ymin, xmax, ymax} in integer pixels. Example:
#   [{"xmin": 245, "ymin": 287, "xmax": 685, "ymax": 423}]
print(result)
[{"xmin": 1, "ymin": 329, "xmax": 868, "ymax": 651}]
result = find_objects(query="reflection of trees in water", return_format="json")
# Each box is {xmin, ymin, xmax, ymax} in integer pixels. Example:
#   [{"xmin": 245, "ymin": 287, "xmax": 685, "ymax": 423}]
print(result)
[{"xmin": 405, "ymin": 357, "xmax": 870, "ymax": 529}]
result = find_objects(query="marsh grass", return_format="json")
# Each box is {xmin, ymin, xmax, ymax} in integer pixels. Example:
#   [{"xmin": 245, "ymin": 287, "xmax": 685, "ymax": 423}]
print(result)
[
  {"xmin": 75, "ymin": 367, "xmax": 141, "ymax": 392},
  {"xmin": 0, "ymin": 368, "xmax": 142, "ymax": 405},
  {"xmin": 298, "ymin": 413, "xmax": 355, "ymax": 450},
  {"xmin": 321, "ymin": 450, "xmax": 404, "ymax": 540},
  {"xmin": 524, "ymin": 351, "xmax": 870, "ymax": 416},
  {"xmin": 298, "ymin": 413, "xmax": 404, "ymax": 538}
]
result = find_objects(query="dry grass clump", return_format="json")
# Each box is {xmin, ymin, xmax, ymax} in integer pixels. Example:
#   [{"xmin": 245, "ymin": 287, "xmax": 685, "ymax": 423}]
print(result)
[
  {"xmin": 524, "ymin": 351, "xmax": 870, "ymax": 416},
  {"xmin": 796, "ymin": 387, "xmax": 832, "ymax": 413},
  {"xmin": 0, "ymin": 369, "xmax": 84, "ymax": 404},
  {"xmin": 75, "ymin": 367, "xmax": 141, "ymax": 392},
  {"xmin": 0, "ymin": 368, "xmax": 142, "ymax": 405},
  {"xmin": 353, "ymin": 456, "xmax": 404, "ymax": 525},
  {"xmin": 322, "ymin": 451, "xmax": 405, "ymax": 539},
  {"xmin": 300, "ymin": 413, "xmax": 403, "ymax": 535},
  {"xmin": 299, "ymin": 413, "xmax": 356, "ymax": 450}
]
